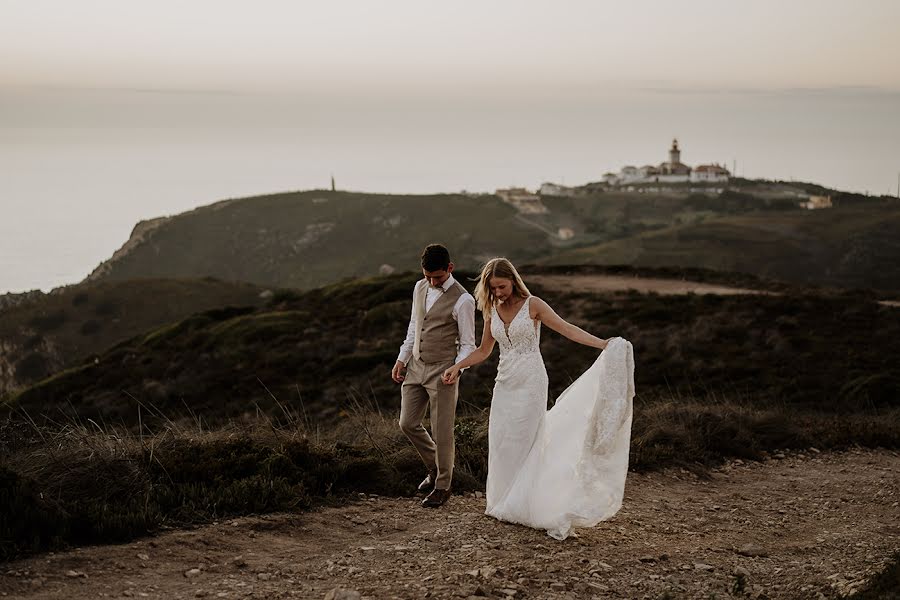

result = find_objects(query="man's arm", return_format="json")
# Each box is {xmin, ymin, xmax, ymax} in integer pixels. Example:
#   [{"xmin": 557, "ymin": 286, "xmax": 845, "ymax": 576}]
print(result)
[
  {"xmin": 392, "ymin": 282, "xmax": 419, "ymax": 383},
  {"xmin": 454, "ymin": 293, "xmax": 477, "ymax": 366}
]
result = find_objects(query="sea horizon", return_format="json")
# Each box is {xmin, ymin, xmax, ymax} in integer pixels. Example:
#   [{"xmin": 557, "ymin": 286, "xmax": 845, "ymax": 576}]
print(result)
[{"xmin": 2, "ymin": 84, "xmax": 899, "ymax": 295}]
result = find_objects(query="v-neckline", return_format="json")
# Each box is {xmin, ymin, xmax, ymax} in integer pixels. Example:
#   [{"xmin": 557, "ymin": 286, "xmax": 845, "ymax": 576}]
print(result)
[{"xmin": 498, "ymin": 297, "xmax": 529, "ymax": 334}]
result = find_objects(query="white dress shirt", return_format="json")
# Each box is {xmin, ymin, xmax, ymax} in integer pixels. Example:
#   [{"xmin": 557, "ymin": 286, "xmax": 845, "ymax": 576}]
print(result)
[{"xmin": 397, "ymin": 274, "xmax": 476, "ymax": 366}]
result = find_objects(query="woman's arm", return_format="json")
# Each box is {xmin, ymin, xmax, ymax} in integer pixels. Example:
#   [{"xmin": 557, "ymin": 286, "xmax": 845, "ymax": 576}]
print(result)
[
  {"xmin": 442, "ymin": 313, "xmax": 496, "ymax": 384},
  {"xmin": 530, "ymin": 296, "xmax": 608, "ymax": 349}
]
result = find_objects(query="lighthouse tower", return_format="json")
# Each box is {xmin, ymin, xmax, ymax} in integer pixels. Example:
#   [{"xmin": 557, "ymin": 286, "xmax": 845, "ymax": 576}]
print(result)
[{"xmin": 669, "ymin": 138, "xmax": 681, "ymax": 164}]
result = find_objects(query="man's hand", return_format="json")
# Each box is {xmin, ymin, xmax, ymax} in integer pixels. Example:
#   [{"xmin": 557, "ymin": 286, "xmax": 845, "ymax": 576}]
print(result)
[{"xmin": 391, "ymin": 360, "xmax": 407, "ymax": 383}]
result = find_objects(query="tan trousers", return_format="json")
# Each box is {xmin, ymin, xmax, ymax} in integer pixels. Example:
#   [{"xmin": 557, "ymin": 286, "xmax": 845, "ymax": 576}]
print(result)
[{"xmin": 399, "ymin": 357, "xmax": 458, "ymax": 490}]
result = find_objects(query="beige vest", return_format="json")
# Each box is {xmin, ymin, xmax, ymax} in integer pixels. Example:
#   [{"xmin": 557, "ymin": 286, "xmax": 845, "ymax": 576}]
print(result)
[{"xmin": 412, "ymin": 280, "xmax": 465, "ymax": 364}]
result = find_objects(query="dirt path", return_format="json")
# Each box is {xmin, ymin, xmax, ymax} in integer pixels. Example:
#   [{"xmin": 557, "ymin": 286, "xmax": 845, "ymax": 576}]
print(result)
[
  {"xmin": 3, "ymin": 449, "xmax": 898, "ymax": 600},
  {"xmin": 527, "ymin": 274, "xmax": 774, "ymax": 297},
  {"xmin": 528, "ymin": 274, "xmax": 900, "ymax": 309}
]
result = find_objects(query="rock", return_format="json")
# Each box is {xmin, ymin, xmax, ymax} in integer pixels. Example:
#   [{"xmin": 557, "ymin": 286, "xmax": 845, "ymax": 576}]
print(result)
[
  {"xmin": 466, "ymin": 569, "xmax": 480, "ymax": 577},
  {"xmin": 378, "ymin": 264, "xmax": 396, "ymax": 276},
  {"xmin": 136, "ymin": 553, "xmax": 150, "ymax": 561},
  {"xmin": 194, "ymin": 591, "xmax": 208, "ymax": 598},
  {"xmin": 259, "ymin": 290, "xmax": 274, "ymax": 300},
  {"xmin": 257, "ymin": 572, "xmax": 271, "ymax": 580},
  {"xmin": 809, "ymin": 447, "xmax": 821, "ymax": 454},
  {"xmin": 638, "ymin": 555, "xmax": 657, "ymax": 563},
  {"xmin": 65, "ymin": 570, "xmax": 87, "ymax": 578},
  {"xmin": 734, "ymin": 566, "xmax": 751, "ymax": 579},
  {"xmin": 773, "ymin": 453, "xmax": 786, "ymax": 459},
  {"xmin": 324, "ymin": 589, "xmax": 361, "ymax": 600},
  {"xmin": 473, "ymin": 584, "xmax": 490, "ymax": 597},
  {"xmin": 475, "ymin": 491, "xmax": 484, "ymax": 499},
  {"xmin": 230, "ymin": 555, "xmax": 247, "ymax": 568},
  {"xmin": 499, "ymin": 589, "xmax": 519, "ymax": 597},
  {"xmin": 359, "ymin": 546, "xmax": 376, "ymax": 551},
  {"xmin": 184, "ymin": 568, "xmax": 202, "ymax": 578},
  {"xmin": 480, "ymin": 566, "xmax": 498, "ymax": 579},
  {"xmin": 549, "ymin": 582, "xmax": 567, "ymax": 591},
  {"xmin": 658, "ymin": 553, "xmax": 669, "ymax": 561},
  {"xmin": 737, "ymin": 544, "xmax": 769, "ymax": 558},
  {"xmin": 694, "ymin": 563, "xmax": 715, "ymax": 571}
]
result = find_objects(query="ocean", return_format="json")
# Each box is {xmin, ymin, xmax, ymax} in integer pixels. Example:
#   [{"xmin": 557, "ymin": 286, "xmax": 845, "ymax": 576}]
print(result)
[{"xmin": 2, "ymin": 85, "xmax": 899, "ymax": 294}]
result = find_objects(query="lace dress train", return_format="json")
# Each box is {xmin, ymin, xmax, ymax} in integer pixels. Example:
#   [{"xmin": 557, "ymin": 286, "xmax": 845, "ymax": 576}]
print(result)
[{"xmin": 484, "ymin": 296, "xmax": 635, "ymax": 540}]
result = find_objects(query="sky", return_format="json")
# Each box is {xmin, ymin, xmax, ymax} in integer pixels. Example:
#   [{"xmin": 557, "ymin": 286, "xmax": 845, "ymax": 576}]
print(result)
[
  {"xmin": 2, "ymin": 0, "xmax": 899, "ymax": 93},
  {"xmin": 1, "ymin": 1, "xmax": 900, "ymax": 294}
]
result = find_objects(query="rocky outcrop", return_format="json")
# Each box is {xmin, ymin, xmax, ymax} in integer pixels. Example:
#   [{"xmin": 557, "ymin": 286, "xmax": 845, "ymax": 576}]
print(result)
[{"xmin": 84, "ymin": 216, "xmax": 171, "ymax": 282}]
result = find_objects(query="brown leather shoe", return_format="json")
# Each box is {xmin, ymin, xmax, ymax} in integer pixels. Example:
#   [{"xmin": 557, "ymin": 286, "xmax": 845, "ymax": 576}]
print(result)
[
  {"xmin": 422, "ymin": 487, "xmax": 452, "ymax": 508},
  {"xmin": 417, "ymin": 469, "xmax": 437, "ymax": 493}
]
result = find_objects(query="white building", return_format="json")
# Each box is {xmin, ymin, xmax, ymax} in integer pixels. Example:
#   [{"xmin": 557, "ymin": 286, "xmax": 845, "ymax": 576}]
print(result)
[
  {"xmin": 607, "ymin": 139, "xmax": 730, "ymax": 186},
  {"xmin": 690, "ymin": 164, "xmax": 730, "ymax": 183},
  {"xmin": 495, "ymin": 187, "xmax": 548, "ymax": 214}
]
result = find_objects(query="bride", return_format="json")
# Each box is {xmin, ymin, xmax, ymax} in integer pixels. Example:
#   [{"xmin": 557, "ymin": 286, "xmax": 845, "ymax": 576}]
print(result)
[{"xmin": 442, "ymin": 258, "xmax": 634, "ymax": 540}]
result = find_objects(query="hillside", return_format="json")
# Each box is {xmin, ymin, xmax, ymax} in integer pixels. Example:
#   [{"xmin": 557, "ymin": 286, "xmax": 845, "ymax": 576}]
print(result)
[
  {"xmin": 543, "ymin": 203, "xmax": 900, "ymax": 292},
  {"xmin": 84, "ymin": 191, "xmax": 553, "ymax": 290},
  {"xmin": 0, "ymin": 278, "xmax": 265, "ymax": 396},
  {"xmin": 82, "ymin": 187, "xmax": 900, "ymax": 294},
  {"xmin": 7, "ymin": 269, "xmax": 899, "ymax": 430}
]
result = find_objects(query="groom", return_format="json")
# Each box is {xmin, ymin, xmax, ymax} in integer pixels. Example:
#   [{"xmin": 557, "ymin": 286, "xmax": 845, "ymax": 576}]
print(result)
[{"xmin": 391, "ymin": 244, "xmax": 476, "ymax": 508}]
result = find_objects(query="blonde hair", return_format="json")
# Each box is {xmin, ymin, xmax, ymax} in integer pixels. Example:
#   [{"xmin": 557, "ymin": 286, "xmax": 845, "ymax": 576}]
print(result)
[{"xmin": 474, "ymin": 257, "xmax": 531, "ymax": 313}]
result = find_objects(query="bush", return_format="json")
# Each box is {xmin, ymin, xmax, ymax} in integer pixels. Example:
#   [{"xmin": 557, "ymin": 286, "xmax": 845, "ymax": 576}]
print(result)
[
  {"xmin": 80, "ymin": 319, "xmax": 102, "ymax": 335},
  {"xmin": 27, "ymin": 310, "xmax": 67, "ymax": 332},
  {"xmin": 14, "ymin": 353, "xmax": 50, "ymax": 382}
]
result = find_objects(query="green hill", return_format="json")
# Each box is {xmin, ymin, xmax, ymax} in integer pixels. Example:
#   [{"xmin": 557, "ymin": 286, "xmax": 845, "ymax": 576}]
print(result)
[
  {"xmin": 83, "ymin": 188, "xmax": 900, "ymax": 294},
  {"xmin": 7, "ymin": 269, "xmax": 898, "ymax": 428},
  {"xmin": 85, "ymin": 191, "xmax": 553, "ymax": 290},
  {"xmin": 0, "ymin": 278, "xmax": 265, "ymax": 395},
  {"xmin": 542, "ymin": 203, "xmax": 900, "ymax": 292}
]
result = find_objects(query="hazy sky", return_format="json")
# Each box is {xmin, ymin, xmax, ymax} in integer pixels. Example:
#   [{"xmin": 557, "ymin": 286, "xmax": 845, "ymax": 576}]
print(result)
[
  {"xmin": 2, "ymin": 0, "xmax": 900, "ymax": 93},
  {"xmin": 2, "ymin": 1, "xmax": 900, "ymax": 294}
]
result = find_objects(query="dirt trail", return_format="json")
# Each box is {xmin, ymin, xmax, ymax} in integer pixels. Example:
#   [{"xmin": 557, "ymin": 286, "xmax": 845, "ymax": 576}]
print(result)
[
  {"xmin": 528, "ymin": 274, "xmax": 900, "ymax": 309},
  {"xmin": 527, "ymin": 274, "xmax": 774, "ymax": 297},
  {"xmin": 3, "ymin": 449, "xmax": 898, "ymax": 600}
]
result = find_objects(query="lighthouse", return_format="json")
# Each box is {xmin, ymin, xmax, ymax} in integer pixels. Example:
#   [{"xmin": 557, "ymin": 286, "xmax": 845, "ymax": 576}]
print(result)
[{"xmin": 669, "ymin": 138, "xmax": 681, "ymax": 165}]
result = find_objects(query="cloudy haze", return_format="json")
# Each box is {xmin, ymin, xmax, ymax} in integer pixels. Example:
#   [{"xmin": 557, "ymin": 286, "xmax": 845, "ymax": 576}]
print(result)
[{"xmin": 2, "ymin": 1, "xmax": 899, "ymax": 293}]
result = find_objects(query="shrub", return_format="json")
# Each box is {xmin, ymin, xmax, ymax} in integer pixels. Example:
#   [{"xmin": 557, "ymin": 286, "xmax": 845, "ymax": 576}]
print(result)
[
  {"xmin": 14, "ymin": 353, "xmax": 50, "ymax": 382},
  {"xmin": 80, "ymin": 320, "xmax": 101, "ymax": 335},
  {"xmin": 27, "ymin": 310, "xmax": 67, "ymax": 332}
]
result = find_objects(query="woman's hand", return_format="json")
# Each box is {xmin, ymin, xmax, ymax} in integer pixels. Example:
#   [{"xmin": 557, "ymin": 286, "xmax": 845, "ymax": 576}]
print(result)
[
  {"xmin": 598, "ymin": 338, "xmax": 610, "ymax": 350},
  {"xmin": 442, "ymin": 365, "xmax": 461, "ymax": 385}
]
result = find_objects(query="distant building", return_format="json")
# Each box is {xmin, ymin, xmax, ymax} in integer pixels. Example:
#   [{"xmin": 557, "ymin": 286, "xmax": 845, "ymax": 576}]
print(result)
[
  {"xmin": 557, "ymin": 227, "xmax": 575, "ymax": 240},
  {"xmin": 691, "ymin": 164, "xmax": 731, "ymax": 183},
  {"xmin": 605, "ymin": 139, "xmax": 730, "ymax": 186},
  {"xmin": 495, "ymin": 187, "xmax": 548, "ymax": 214},
  {"xmin": 800, "ymin": 195, "xmax": 832, "ymax": 210},
  {"xmin": 539, "ymin": 182, "xmax": 579, "ymax": 197}
]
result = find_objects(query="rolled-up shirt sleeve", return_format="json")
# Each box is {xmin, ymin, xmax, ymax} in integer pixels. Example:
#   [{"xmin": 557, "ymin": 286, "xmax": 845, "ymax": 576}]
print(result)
[
  {"xmin": 454, "ymin": 293, "xmax": 476, "ymax": 365},
  {"xmin": 396, "ymin": 290, "xmax": 417, "ymax": 366}
]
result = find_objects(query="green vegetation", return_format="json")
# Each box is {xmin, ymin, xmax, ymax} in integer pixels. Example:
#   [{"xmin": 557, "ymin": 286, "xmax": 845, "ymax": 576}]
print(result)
[
  {"xmin": 7, "ymin": 270, "xmax": 898, "ymax": 426},
  {"xmin": 544, "ymin": 203, "xmax": 900, "ymax": 292},
  {"xmin": 84, "ymin": 187, "xmax": 900, "ymax": 294},
  {"xmin": 87, "ymin": 191, "xmax": 552, "ymax": 290},
  {"xmin": 1, "ymin": 268, "xmax": 898, "ymax": 562},
  {"xmin": 0, "ymin": 278, "xmax": 265, "ymax": 393}
]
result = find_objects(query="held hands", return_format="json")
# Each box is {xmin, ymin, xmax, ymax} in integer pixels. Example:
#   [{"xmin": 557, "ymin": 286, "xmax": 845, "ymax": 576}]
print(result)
[{"xmin": 441, "ymin": 365, "xmax": 461, "ymax": 385}]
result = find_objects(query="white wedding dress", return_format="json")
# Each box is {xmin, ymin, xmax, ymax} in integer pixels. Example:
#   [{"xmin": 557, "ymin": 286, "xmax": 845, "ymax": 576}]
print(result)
[{"xmin": 485, "ymin": 296, "xmax": 634, "ymax": 540}]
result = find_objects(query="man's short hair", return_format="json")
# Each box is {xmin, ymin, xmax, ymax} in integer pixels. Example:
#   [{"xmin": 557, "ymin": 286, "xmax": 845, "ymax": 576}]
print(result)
[{"xmin": 421, "ymin": 244, "xmax": 451, "ymax": 272}]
